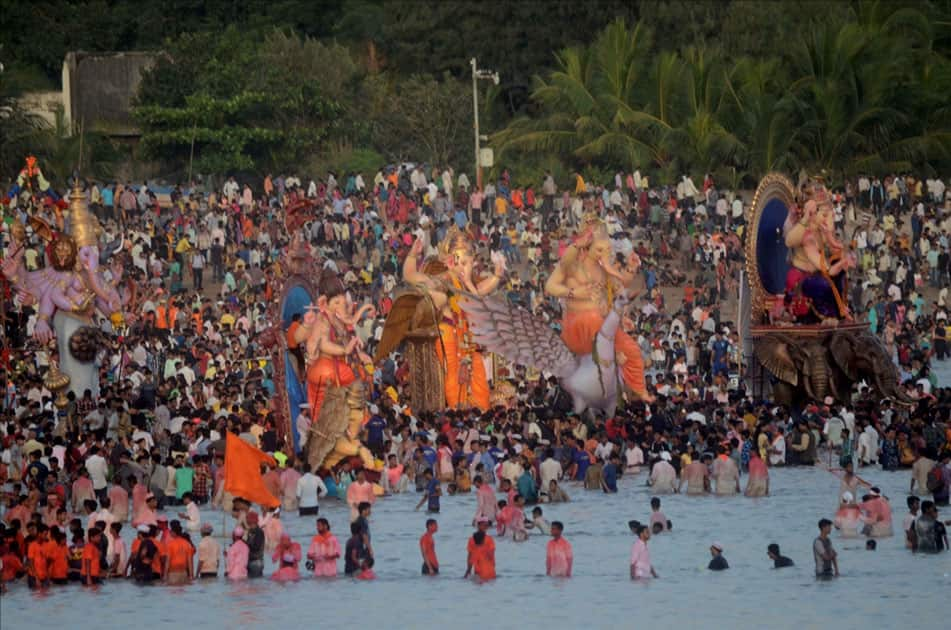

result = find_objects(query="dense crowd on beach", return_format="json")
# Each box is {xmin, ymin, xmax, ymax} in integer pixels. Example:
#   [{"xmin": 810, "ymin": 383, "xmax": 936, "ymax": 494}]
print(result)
[{"xmin": 1, "ymin": 164, "xmax": 950, "ymax": 590}]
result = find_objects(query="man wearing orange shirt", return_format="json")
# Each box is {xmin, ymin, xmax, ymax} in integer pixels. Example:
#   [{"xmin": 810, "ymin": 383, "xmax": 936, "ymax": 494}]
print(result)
[
  {"xmin": 46, "ymin": 528, "xmax": 68, "ymax": 585},
  {"xmin": 546, "ymin": 521, "xmax": 573, "ymax": 577},
  {"xmin": 420, "ymin": 519, "xmax": 439, "ymax": 575},
  {"xmin": 81, "ymin": 527, "xmax": 103, "ymax": 586},
  {"xmin": 1, "ymin": 542, "xmax": 25, "ymax": 586},
  {"xmin": 465, "ymin": 517, "xmax": 496, "ymax": 581},
  {"xmin": 138, "ymin": 524, "xmax": 168, "ymax": 580},
  {"xmin": 26, "ymin": 524, "xmax": 50, "ymax": 589},
  {"xmin": 164, "ymin": 520, "xmax": 195, "ymax": 585}
]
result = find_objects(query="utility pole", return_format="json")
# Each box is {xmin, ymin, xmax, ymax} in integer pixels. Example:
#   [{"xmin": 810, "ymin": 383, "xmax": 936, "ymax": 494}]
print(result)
[{"xmin": 470, "ymin": 58, "xmax": 499, "ymax": 191}]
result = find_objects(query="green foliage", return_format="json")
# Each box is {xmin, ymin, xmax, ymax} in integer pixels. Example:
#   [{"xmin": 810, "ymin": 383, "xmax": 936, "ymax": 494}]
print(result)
[
  {"xmin": 133, "ymin": 28, "xmax": 344, "ymax": 176},
  {"xmin": 360, "ymin": 72, "xmax": 471, "ymax": 167},
  {"xmin": 338, "ymin": 148, "xmax": 386, "ymax": 175},
  {"xmin": 1, "ymin": 0, "xmax": 344, "ymax": 86},
  {"xmin": 495, "ymin": 7, "xmax": 951, "ymax": 186},
  {"xmin": 8, "ymin": 0, "xmax": 951, "ymax": 181},
  {"xmin": 35, "ymin": 106, "xmax": 121, "ymax": 182}
]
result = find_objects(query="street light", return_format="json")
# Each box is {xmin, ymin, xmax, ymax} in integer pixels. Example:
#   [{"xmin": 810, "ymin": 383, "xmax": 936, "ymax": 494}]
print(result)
[{"xmin": 471, "ymin": 57, "xmax": 499, "ymax": 191}]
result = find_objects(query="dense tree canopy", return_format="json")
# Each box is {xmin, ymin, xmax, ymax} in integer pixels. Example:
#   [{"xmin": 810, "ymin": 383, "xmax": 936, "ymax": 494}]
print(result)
[
  {"xmin": 2, "ymin": 0, "xmax": 949, "ymax": 181},
  {"xmin": 493, "ymin": 4, "xmax": 951, "ymax": 186}
]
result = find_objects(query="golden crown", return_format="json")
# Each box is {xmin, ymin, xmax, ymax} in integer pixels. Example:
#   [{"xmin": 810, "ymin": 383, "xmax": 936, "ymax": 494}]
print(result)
[
  {"xmin": 438, "ymin": 226, "xmax": 473, "ymax": 259},
  {"xmin": 800, "ymin": 177, "xmax": 832, "ymax": 209}
]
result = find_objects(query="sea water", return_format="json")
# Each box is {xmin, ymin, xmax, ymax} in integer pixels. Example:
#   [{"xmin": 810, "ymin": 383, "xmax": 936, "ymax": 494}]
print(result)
[{"xmin": 2, "ymin": 463, "xmax": 947, "ymax": 629}]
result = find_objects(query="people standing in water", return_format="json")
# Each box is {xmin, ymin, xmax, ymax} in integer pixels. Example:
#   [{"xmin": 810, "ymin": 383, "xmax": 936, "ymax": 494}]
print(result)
[
  {"xmin": 630, "ymin": 524, "xmax": 658, "ymax": 579},
  {"xmin": 767, "ymin": 543, "xmax": 794, "ymax": 568},
  {"xmin": 306, "ymin": 518, "xmax": 341, "ymax": 577},
  {"xmin": 545, "ymin": 521, "xmax": 573, "ymax": 578},
  {"xmin": 415, "ymin": 469, "xmax": 442, "ymax": 514},
  {"xmin": 813, "ymin": 519, "xmax": 839, "ymax": 578},
  {"xmin": 707, "ymin": 542, "xmax": 729, "ymax": 571},
  {"xmin": 465, "ymin": 517, "xmax": 496, "ymax": 581},
  {"xmin": 834, "ymin": 492, "xmax": 863, "ymax": 537},
  {"xmin": 420, "ymin": 519, "xmax": 439, "ymax": 575}
]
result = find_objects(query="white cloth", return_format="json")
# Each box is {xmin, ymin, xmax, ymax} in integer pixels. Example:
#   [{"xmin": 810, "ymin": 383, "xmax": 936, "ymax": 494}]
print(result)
[{"xmin": 296, "ymin": 473, "xmax": 327, "ymax": 509}]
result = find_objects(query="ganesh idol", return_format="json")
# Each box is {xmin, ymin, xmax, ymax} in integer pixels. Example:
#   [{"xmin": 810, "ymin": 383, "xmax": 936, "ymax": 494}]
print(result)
[
  {"xmin": 783, "ymin": 178, "xmax": 855, "ymax": 324},
  {"xmin": 375, "ymin": 227, "xmax": 505, "ymax": 413},
  {"xmin": 544, "ymin": 212, "xmax": 649, "ymax": 400},
  {"xmin": 2, "ymin": 184, "xmax": 124, "ymax": 396},
  {"xmin": 293, "ymin": 272, "xmax": 377, "ymax": 470}
]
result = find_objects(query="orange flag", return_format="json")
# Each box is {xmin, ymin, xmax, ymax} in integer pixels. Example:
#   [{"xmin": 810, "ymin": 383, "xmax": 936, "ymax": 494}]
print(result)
[{"xmin": 224, "ymin": 433, "xmax": 279, "ymax": 509}]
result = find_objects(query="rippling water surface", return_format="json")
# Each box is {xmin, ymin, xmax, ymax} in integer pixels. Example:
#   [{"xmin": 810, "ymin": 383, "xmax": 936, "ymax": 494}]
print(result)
[{"xmin": 2, "ymin": 464, "xmax": 948, "ymax": 629}]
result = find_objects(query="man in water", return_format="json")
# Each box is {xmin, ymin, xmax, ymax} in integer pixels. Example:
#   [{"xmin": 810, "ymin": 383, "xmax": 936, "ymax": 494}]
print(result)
[
  {"xmin": 601, "ymin": 455, "xmax": 620, "ymax": 493},
  {"xmin": 860, "ymin": 487, "xmax": 894, "ymax": 537},
  {"xmin": 649, "ymin": 452, "xmax": 678, "ymax": 494},
  {"xmin": 546, "ymin": 521, "xmax": 573, "ymax": 577},
  {"xmin": 472, "ymin": 475, "xmax": 498, "ymax": 524},
  {"xmin": 245, "ymin": 511, "xmax": 265, "ymax": 578},
  {"xmin": 902, "ymin": 496, "xmax": 920, "ymax": 549},
  {"xmin": 415, "ymin": 469, "xmax": 442, "ymax": 513},
  {"xmin": 679, "ymin": 453, "xmax": 711, "ymax": 495},
  {"xmin": 834, "ymin": 491, "xmax": 863, "ymax": 537},
  {"xmin": 465, "ymin": 518, "xmax": 496, "ymax": 581},
  {"xmin": 708, "ymin": 542, "xmax": 729, "ymax": 571},
  {"xmin": 420, "ymin": 519, "xmax": 439, "ymax": 575},
  {"xmin": 630, "ymin": 524, "xmax": 658, "ymax": 579},
  {"xmin": 712, "ymin": 445, "xmax": 740, "ymax": 495},
  {"xmin": 347, "ymin": 469, "xmax": 376, "ymax": 522},
  {"xmin": 813, "ymin": 518, "xmax": 839, "ymax": 578},
  {"xmin": 648, "ymin": 497, "xmax": 671, "ymax": 533},
  {"xmin": 745, "ymin": 450, "xmax": 769, "ymax": 497},
  {"xmin": 345, "ymin": 521, "xmax": 369, "ymax": 576},
  {"xmin": 306, "ymin": 518, "xmax": 341, "ymax": 577},
  {"xmin": 767, "ymin": 543, "xmax": 794, "ymax": 568},
  {"xmin": 912, "ymin": 500, "xmax": 948, "ymax": 553}
]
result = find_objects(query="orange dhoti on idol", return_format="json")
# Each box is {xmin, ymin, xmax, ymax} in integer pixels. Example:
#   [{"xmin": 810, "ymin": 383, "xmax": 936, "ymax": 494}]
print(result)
[
  {"xmin": 436, "ymin": 321, "xmax": 490, "ymax": 411},
  {"xmin": 561, "ymin": 308, "xmax": 647, "ymax": 398},
  {"xmin": 306, "ymin": 356, "xmax": 356, "ymax": 422}
]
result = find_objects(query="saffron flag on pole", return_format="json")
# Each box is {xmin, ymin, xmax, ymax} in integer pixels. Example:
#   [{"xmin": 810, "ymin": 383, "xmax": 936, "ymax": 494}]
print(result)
[{"xmin": 223, "ymin": 432, "xmax": 280, "ymax": 509}]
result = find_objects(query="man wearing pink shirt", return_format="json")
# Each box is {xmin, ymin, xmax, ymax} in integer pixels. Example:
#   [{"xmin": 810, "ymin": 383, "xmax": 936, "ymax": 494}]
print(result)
[
  {"xmin": 71, "ymin": 470, "xmax": 96, "ymax": 513},
  {"xmin": 346, "ymin": 469, "xmax": 375, "ymax": 522},
  {"xmin": 630, "ymin": 524, "xmax": 658, "ymax": 579},
  {"xmin": 860, "ymin": 487, "xmax": 894, "ymax": 537},
  {"xmin": 130, "ymin": 477, "xmax": 148, "ymax": 524},
  {"xmin": 133, "ymin": 494, "xmax": 159, "ymax": 528},
  {"xmin": 546, "ymin": 521, "xmax": 573, "ymax": 577},
  {"xmin": 473, "ymin": 475, "xmax": 498, "ymax": 525},
  {"xmin": 109, "ymin": 483, "xmax": 130, "ymax": 522},
  {"xmin": 225, "ymin": 527, "xmax": 249, "ymax": 580},
  {"xmin": 279, "ymin": 465, "xmax": 302, "ymax": 512},
  {"xmin": 306, "ymin": 518, "xmax": 341, "ymax": 577}
]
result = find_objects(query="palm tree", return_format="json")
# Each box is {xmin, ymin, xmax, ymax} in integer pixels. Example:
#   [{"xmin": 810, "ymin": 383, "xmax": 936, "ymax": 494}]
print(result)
[
  {"xmin": 493, "ymin": 19, "xmax": 661, "ymax": 172},
  {"xmin": 722, "ymin": 57, "xmax": 801, "ymax": 180},
  {"xmin": 34, "ymin": 106, "xmax": 119, "ymax": 183},
  {"xmin": 786, "ymin": 20, "xmax": 911, "ymax": 177}
]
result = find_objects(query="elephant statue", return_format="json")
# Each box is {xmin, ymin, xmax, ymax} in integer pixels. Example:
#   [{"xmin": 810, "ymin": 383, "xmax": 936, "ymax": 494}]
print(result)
[{"xmin": 754, "ymin": 327, "xmax": 915, "ymax": 408}]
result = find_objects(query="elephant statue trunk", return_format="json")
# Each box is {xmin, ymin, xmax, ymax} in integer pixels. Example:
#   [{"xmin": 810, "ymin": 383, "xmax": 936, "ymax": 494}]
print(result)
[{"xmin": 755, "ymin": 327, "xmax": 916, "ymax": 408}]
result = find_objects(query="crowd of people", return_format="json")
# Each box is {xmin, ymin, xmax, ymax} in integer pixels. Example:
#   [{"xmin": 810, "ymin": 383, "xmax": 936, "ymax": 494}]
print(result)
[{"xmin": 1, "ymin": 163, "xmax": 950, "ymax": 591}]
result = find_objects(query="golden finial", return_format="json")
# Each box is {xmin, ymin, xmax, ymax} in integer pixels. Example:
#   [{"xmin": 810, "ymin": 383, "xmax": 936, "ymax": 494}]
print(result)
[{"xmin": 69, "ymin": 183, "xmax": 102, "ymax": 249}]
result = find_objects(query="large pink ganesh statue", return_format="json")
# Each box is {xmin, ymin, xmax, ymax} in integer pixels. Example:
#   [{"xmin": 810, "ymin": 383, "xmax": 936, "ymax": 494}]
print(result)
[{"xmin": 2, "ymin": 184, "xmax": 125, "ymax": 397}]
